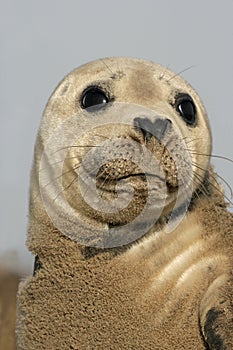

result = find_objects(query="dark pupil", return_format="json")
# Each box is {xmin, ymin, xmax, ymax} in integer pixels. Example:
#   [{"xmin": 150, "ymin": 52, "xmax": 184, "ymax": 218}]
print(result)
[
  {"xmin": 82, "ymin": 89, "xmax": 108, "ymax": 109},
  {"xmin": 179, "ymin": 101, "xmax": 195, "ymax": 124}
]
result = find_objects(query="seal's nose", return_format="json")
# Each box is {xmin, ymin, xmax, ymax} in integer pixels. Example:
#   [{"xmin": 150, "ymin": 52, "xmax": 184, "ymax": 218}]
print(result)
[{"xmin": 133, "ymin": 117, "xmax": 172, "ymax": 142}]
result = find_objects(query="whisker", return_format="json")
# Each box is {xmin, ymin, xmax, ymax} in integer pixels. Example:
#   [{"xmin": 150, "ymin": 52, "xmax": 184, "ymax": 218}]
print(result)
[
  {"xmin": 167, "ymin": 65, "xmax": 196, "ymax": 82},
  {"xmin": 192, "ymin": 172, "xmax": 211, "ymax": 197},
  {"xmin": 178, "ymin": 171, "xmax": 195, "ymax": 204},
  {"xmin": 41, "ymin": 165, "xmax": 81, "ymax": 190},
  {"xmin": 53, "ymin": 173, "xmax": 79, "ymax": 202},
  {"xmin": 51, "ymin": 159, "xmax": 103, "ymax": 203},
  {"xmin": 185, "ymin": 146, "xmax": 233, "ymax": 199},
  {"xmin": 192, "ymin": 161, "xmax": 233, "ymax": 198},
  {"xmin": 53, "ymin": 144, "xmax": 101, "ymax": 154},
  {"xmin": 190, "ymin": 152, "xmax": 233, "ymax": 164},
  {"xmin": 185, "ymin": 137, "xmax": 203, "ymax": 145},
  {"xmin": 193, "ymin": 174, "xmax": 225, "ymax": 217},
  {"xmin": 39, "ymin": 156, "xmax": 80, "ymax": 173},
  {"xmin": 178, "ymin": 149, "xmax": 232, "ymax": 205},
  {"xmin": 187, "ymin": 149, "xmax": 233, "ymax": 163},
  {"xmin": 193, "ymin": 172, "xmax": 225, "ymax": 219},
  {"xmin": 99, "ymin": 173, "xmax": 113, "ymax": 191},
  {"xmin": 101, "ymin": 59, "xmax": 115, "ymax": 76},
  {"xmin": 94, "ymin": 133, "xmax": 112, "ymax": 141},
  {"xmin": 178, "ymin": 155, "xmax": 210, "ymax": 199},
  {"xmin": 196, "ymin": 168, "xmax": 233, "ymax": 206}
]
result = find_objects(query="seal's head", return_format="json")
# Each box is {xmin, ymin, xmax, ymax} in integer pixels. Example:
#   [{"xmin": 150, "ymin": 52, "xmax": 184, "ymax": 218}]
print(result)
[{"xmin": 34, "ymin": 58, "xmax": 212, "ymax": 248}]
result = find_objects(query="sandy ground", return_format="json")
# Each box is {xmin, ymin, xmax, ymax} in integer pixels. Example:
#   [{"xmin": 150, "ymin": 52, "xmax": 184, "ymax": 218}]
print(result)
[{"xmin": 0, "ymin": 269, "xmax": 20, "ymax": 350}]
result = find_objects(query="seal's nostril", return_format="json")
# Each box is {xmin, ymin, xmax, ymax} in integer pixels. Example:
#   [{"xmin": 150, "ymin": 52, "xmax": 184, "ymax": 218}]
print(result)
[
  {"xmin": 134, "ymin": 117, "xmax": 153, "ymax": 142},
  {"xmin": 153, "ymin": 118, "xmax": 172, "ymax": 140},
  {"xmin": 133, "ymin": 117, "xmax": 172, "ymax": 142}
]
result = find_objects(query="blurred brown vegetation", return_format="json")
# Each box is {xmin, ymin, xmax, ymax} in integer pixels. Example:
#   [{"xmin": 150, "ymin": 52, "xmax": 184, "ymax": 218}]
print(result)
[{"xmin": 0, "ymin": 268, "xmax": 20, "ymax": 350}]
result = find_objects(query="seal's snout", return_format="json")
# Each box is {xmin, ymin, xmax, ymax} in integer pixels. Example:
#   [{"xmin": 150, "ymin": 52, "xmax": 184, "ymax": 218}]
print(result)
[{"xmin": 133, "ymin": 117, "xmax": 171, "ymax": 142}]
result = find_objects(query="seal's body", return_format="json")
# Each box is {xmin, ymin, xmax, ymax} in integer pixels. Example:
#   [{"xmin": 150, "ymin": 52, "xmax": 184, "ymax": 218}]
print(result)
[{"xmin": 17, "ymin": 58, "xmax": 233, "ymax": 349}]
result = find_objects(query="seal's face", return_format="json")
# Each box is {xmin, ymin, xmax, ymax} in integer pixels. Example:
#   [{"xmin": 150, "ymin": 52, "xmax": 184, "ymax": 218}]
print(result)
[{"xmin": 38, "ymin": 58, "xmax": 212, "ymax": 247}]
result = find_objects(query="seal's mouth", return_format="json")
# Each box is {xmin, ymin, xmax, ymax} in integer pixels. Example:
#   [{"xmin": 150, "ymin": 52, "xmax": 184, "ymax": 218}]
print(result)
[
  {"xmin": 95, "ymin": 171, "xmax": 178, "ymax": 194},
  {"xmin": 93, "ymin": 155, "xmax": 179, "ymax": 196}
]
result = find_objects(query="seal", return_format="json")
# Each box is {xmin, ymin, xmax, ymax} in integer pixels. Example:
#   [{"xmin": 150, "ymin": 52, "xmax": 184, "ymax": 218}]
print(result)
[{"xmin": 17, "ymin": 58, "xmax": 233, "ymax": 349}]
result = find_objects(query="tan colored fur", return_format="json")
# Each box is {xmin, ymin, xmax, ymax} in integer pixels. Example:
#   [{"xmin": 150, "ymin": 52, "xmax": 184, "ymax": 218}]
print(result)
[{"xmin": 16, "ymin": 58, "xmax": 233, "ymax": 349}]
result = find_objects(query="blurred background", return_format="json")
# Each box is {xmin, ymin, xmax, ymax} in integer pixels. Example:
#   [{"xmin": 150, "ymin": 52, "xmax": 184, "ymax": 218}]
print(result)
[{"xmin": 1, "ymin": 0, "xmax": 233, "ymax": 275}]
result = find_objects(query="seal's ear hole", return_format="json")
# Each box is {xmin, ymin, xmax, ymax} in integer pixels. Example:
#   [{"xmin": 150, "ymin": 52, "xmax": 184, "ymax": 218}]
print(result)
[
  {"xmin": 175, "ymin": 93, "xmax": 197, "ymax": 126},
  {"xmin": 33, "ymin": 255, "xmax": 43, "ymax": 276},
  {"xmin": 81, "ymin": 86, "xmax": 109, "ymax": 110}
]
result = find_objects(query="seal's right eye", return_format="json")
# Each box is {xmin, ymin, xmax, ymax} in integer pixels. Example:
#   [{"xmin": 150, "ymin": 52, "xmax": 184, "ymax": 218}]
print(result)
[{"xmin": 81, "ymin": 87, "xmax": 109, "ymax": 110}]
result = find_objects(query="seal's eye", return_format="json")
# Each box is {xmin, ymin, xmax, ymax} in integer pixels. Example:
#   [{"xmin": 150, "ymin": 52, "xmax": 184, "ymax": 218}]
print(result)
[
  {"xmin": 81, "ymin": 87, "xmax": 109, "ymax": 110},
  {"xmin": 175, "ymin": 94, "xmax": 197, "ymax": 126}
]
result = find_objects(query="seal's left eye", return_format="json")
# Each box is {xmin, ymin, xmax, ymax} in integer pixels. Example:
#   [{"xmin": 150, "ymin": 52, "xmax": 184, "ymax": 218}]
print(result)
[
  {"xmin": 81, "ymin": 87, "xmax": 109, "ymax": 110},
  {"xmin": 175, "ymin": 94, "xmax": 197, "ymax": 126}
]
